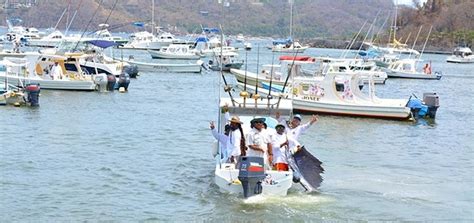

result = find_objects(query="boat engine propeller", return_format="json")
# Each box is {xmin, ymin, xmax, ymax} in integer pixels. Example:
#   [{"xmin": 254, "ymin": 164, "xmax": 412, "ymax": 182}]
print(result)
[{"xmin": 238, "ymin": 156, "xmax": 265, "ymax": 198}]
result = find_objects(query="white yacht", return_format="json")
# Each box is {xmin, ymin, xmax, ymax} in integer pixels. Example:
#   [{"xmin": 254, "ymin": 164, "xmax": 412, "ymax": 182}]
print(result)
[{"xmin": 446, "ymin": 46, "xmax": 474, "ymax": 63}]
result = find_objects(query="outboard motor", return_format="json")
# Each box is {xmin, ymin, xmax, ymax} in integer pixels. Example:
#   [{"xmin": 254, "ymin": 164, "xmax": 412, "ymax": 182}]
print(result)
[
  {"xmin": 238, "ymin": 156, "xmax": 266, "ymax": 198},
  {"xmin": 25, "ymin": 84, "xmax": 40, "ymax": 106},
  {"xmin": 117, "ymin": 72, "xmax": 130, "ymax": 91},
  {"xmin": 423, "ymin": 92, "xmax": 440, "ymax": 118},
  {"xmin": 94, "ymin": 73, "xmax": 108, "ymax": 92},
  {"xmin": 106, "ymin": 74, "xmax": 116, "ymax": 91},
  {"xmin": 407, "ymin": 93, "xmax": 440, "ymax": 119},
  {"xmin": 123, "ymin": 65, "xmax": 139, "ymax": 78}
]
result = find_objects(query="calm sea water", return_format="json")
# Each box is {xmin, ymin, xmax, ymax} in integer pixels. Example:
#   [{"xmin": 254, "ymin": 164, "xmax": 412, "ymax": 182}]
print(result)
[{"xmin": 1, "ymin": 44, "xmax": 473, "ymax": 221}]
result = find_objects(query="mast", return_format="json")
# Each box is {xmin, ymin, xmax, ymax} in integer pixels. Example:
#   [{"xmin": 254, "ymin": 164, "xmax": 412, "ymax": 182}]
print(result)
[
  {"xmin": 152, "ymin": 0, "xmax": 155, "ymax": 35},
  {"xmin": 289, "ymin": 0, "xmax": 293, "ymax": 38}
]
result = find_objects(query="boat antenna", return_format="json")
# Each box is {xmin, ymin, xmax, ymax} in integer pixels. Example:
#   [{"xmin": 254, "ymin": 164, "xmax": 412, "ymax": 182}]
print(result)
[
  {"xmin": 355, "ymin": 14, "xmax": 379, "ymax": 60},
  {"xmin": 73, "ymin": 0, "xmax": 105, "ymax": 51}
]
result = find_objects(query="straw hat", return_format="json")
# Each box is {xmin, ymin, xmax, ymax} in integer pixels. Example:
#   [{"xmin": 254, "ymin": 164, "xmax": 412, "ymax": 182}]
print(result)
[{"xmin": 229, "ymin": 116, "xmax": 243, "ymax": 124}]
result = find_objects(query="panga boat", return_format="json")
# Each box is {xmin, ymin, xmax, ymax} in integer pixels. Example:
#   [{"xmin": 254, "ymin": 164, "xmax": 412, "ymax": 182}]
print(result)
[
  {"xmin": 214, "ymin": 88, "xmax": 324, "ymax": 198},
  {"xmin": 446, "ymin": 46, "xmax": 474, "ymax": 64}
]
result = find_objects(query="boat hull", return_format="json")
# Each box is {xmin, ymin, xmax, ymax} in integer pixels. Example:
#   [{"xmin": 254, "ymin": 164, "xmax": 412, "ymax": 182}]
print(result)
[
  {"xmin": 0, "ymin": 75, "xmax": 96, "ymax": 91},
  {"xmin": 123, "ymin": 60, "xmax": 202, "ymax": 73},
  {"xmin": 387, "ymin": 71, "xmax": 442, "ymax": 80},
  {"xmin": 293, "ymin": 98, "xmax": 412, "ymax": 119},
  {"xmin": 215, "ymin": 163, "xmax": 293, "ymax": 197}
]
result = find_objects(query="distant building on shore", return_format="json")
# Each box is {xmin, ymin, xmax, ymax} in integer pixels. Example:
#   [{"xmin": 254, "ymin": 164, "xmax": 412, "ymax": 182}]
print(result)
[{"xmin": 3, "ymin": 0, "xmax": 37, "ymax": 10}]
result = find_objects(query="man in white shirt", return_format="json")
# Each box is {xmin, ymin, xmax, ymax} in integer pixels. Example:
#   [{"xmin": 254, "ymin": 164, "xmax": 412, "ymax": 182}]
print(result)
[
  {"xmin": 228, "ymin": 116, "xmax": 245, "ymax": 163},
  {"xmin": 246, "ymin": 118, "xmax": 273, "ymax": 169},
  {"xmin": 210, "ymin": 122, "xmax": 231, "ymax": 161},
  {"xmin": 276, "ymin": 113, "xmax": 318, "ymax": 141},
  {"xmin": 272, "ymin": 124, "xmax": 300, "ymax": 171},
  {"xmin": 50, "ymin": 62, "xmax": 63, "ymax": 80}
]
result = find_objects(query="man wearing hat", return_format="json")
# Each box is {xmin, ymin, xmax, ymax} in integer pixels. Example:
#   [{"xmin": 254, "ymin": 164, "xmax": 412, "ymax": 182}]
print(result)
[
  {"xmin": 271, "ymin": 124, "xmax": 300, "ymax": 171},
  {"xmin": 228, "ymin": 116, "xmax": 246, "ymax": 163},
  {"xmin": 276, "ymin": 113, "xmax": 319, "ymax": 141},
  {"xmin": 246, "ymin": 117, "xmax": 273, "ymax": 169}
]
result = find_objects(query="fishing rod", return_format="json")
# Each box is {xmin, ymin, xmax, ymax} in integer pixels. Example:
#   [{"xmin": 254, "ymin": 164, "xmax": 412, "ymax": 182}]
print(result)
[
  {"xmin": 254, "ymin": 43, "xmax": 260, "ymax": 107},
  {"xmin": 277, "ymin": 49, "xmax": 300, "ymax": 108},
  {"xmin": 242, "ymin": 44, "xmax": 249, "ymax": 107},
  {"xmin": 267, "ymin": 50, "xmax": 276, "ymax": 107},
  {"xmin": 217, "ymin": 25, "xmax": 235, "ymax": 107}
]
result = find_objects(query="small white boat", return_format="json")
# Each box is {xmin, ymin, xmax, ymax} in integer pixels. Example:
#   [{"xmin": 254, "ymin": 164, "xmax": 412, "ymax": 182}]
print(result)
[
  {"xmin": 385, "ymin": 59, "xmax": 442, "ymax": 80},
  {"xmin": 118, "ymin": 58, "xmax": 203, "ymax": 73},
  {"xmin": 214, "ymin": 97, "xmax": 295, "ymax": 197},
  {"xmin": 1, "ymin": 59, "xmax": 40, "ymax": 106},
  {"xmin": 208, "ymin": 51, "xmax": 243, "ymax": 71},
  {"xmin": 446, "ymin": 46, "xmax": 474, "ymax": 63},
  {"xmin": 147, "ymin": 44, "xmax": 201, "ymax": 60},
  {"xmin": 272, "ymin": 42, "xmax": 309, "ymax": 53}
]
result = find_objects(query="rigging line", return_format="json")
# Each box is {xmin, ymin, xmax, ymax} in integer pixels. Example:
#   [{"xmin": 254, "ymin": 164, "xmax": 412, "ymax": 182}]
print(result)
[
  {"xmin": 53, "ymin": 7, "xmax": 68, "ymax": 31},
  {"xmin": 341, "ymin": 20, "xmax": 367, "ymax": 58},
  {"xmin": 409, "ymin": 25, "xmax": 423, "ymax": 59},
  {"xmin": 418, "ymin": 26, "xmax": 433, "ymax": 64},
  {"xmin": 355, "ymin": 13, "xmax": 380, "ymax": 59},
  {"xmin": 65, "ymin": 0, "xmax": 84, "ymax": 36},
  {"xmin": 103, "ymin": 0, "xmax": 119, "ymax": 28},
  {"xmin": 73, "ymin": 0, "xmax": 105, "ymax": 51},
  {"xmin": 372, "ymin": 11, "xmax": 391, "ymax": 44}
]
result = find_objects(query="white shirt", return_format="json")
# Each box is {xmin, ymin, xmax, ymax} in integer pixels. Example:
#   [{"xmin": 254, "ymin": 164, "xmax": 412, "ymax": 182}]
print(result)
[
  {"xmin": 272, "ymin": 133, "xmax": 300, "ymax": 165},
  {"xmin": 246, "ymin": 128, "xmax": 269, "ymax": 158},
  {"xmin": 211, "ymin": 128, "xmax": 230, "ymax": 160},
  {"xmin": 228, "ymin": 129, "xmax": 242, "ymax": 157},
  {"xmin": 51, "ymin": 64, "xmax": 63, "ymax": 80},
  {"xmin": 278, "ymin": 118, "xmax": 311, "ymax": 141}
]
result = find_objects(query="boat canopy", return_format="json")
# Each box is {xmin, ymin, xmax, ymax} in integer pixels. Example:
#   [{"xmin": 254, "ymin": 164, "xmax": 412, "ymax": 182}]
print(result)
[
  {"xmin": 272, "ymin": 37, "xmax": 293, "ymax": 45},
  {"xmin": 132, "ymin": 22, "xmax": 145, "ymax": 27},
  {"xmin": 203, "ymin": 27, "xmax": 220, "ymax": 34},
  {"xmin": 195, "ymin": 36, "xmax": 209, "ymax": 43},
  {"xmin": 86, "ymin": 40, "xmax": 118, "ymax": 49},
  {"xmin": 279, "ymin": 55, "xmax": 315, "ymax": 62}
]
